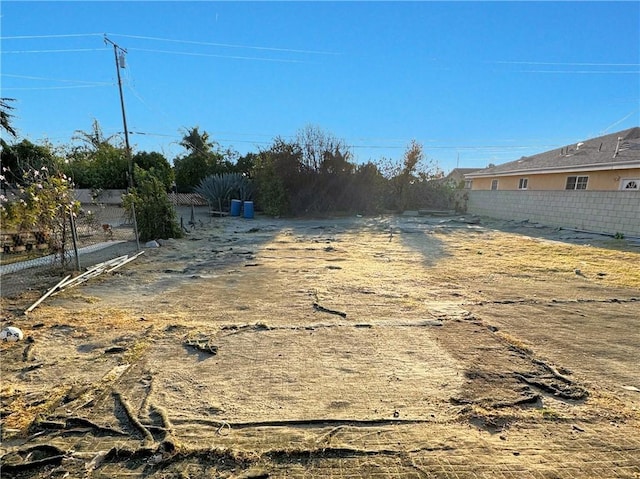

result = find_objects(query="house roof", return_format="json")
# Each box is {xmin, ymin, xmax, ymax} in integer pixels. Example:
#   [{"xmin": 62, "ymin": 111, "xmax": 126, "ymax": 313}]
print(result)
[
  {"xmin": 438, "ymin": 168, "xmax": 480, "ymax": 182},
  {"xmin": 437, "ymin": 168, "xmax": 481, "ymax": 184},
  {"xmin": 445, "ymin": 168, "xmax": 481, "ymax": 177},
  {"xmin": 466, "ymin": 127, "xmax": 640, "ymax": 178}
]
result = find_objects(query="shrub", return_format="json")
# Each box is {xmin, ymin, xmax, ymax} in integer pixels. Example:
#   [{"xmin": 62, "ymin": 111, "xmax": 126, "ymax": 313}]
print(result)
[
  {"xmin": 194, "ymin": 173, "xmax": 253, "ymax": 212},
  {"xmin": 0, "ymin": 165, "xmax": 79, "ymax": 265},
  {"xmin": 123, "ymin": 167, "xmax": 182, "ymax": 242}
]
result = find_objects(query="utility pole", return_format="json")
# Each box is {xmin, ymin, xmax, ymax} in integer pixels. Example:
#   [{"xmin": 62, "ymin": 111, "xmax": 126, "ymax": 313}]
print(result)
[
  {"xmin": 104, "ymin": 35, "xmax": 140, "ymax": 251},
  {"xmin": 104, "ymin": 35, "xmax": 133, "ymax": 188}
]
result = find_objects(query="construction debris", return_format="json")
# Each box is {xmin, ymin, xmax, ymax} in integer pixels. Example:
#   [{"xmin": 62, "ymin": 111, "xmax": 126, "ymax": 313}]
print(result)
[
  {"xmin": 23, "ymin": 275, "xmax": 71, "ymax": 314},
  {"xmin": 24, "ymin": 251, "xmax": 145, "ymax": 314}
]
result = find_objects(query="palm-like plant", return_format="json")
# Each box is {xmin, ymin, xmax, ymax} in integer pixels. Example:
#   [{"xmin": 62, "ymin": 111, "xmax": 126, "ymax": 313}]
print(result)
[
  {"xmin": 195, "ymin": 173, "xmax": 253, "ymax": 212},
  {"xmin": 1, "ymin": 98, "xmax": 17, "ymax": 138},
  {"xmin": 238, "ymin": 176, "xmax": 255, "ymax": 202},
  {"xmin": 179, "ymin": 127, "xmax": 215, "ymax": 155},
  {"xmin": 72, "ymin": 119, "xmax": 119, "ymax": 150}
]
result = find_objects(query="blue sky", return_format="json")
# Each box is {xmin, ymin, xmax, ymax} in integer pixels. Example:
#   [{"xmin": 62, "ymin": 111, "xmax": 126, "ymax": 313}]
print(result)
[{"xmin": 2, "ymin": 1, "xmax": 639, "ymax": 174}]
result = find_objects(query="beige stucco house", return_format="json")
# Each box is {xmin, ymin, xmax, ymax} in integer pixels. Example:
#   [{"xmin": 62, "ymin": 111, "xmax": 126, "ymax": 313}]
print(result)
[
  {"xmin": 465, "ymin": 127, "xmax": 640, "ymax": 192},
  {"xmin": 462, "ymin": 127, "xmax": 640, "ymax": 237}
]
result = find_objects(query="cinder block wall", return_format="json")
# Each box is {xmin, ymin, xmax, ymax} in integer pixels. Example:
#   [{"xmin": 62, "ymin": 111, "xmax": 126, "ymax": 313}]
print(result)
[{"xmin": 467, "ymin": 190, "xmax": 640, "ymax": 237}]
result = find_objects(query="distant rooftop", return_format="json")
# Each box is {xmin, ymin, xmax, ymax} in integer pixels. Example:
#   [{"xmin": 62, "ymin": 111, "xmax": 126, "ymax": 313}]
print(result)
[
  {"xmin": 446, "ymin": 168, "xmax": 481, "ymax": 176},
  {"xmin": 466, "ymin": 127, "xmax": 640, "ymax": 177}
]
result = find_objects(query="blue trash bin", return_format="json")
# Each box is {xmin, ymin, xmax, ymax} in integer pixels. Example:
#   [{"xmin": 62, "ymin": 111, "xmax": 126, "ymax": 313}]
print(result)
[
  {"xmin": 230, "ymin": 199, "xmax": 242, "ymax": 216},
  {"xmin": 243, "ymin": 201, "xmax": 254, "ymax": 219}
]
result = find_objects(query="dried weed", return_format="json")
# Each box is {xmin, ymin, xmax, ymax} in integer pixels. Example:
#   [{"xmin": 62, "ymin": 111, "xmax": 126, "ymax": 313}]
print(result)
[
  {"xmin": 495, "ymin": 331, "xmax": 534, "ymax": 355},
  {"xmin": 435, "ymin": 232, "xmax": 640, "ymax": 289}
]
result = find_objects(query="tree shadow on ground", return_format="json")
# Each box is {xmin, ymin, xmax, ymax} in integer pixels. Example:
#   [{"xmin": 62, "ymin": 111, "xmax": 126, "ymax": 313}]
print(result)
[{"xmin": 474, "ymin": 216, "xmax": 640, "ymax": 252}]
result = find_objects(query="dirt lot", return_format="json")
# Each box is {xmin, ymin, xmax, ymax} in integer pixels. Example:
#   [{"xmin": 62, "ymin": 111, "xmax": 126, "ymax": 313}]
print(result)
[{"xmin": 1, "ymin": 210, "xmax": 639, "ymax": 478}]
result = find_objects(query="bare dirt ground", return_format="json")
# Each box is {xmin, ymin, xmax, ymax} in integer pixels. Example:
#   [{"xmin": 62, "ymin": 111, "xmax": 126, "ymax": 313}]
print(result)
[{"xmin": 1, "ymin": 210, "xmax": 639, "ymax": 478}]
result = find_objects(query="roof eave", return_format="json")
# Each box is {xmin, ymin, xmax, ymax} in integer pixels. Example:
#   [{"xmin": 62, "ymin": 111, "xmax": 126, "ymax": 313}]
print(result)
[{"xmin": 465, "ymin": 161, "xmax": 640, "ymax": 178}]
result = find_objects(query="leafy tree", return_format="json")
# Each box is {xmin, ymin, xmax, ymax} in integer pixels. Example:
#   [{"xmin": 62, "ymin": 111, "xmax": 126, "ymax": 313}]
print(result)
[
  {"xmin": 320, "ymin": 146, "xmax": 353, "ymax": 175},
  {"xmin": 289, "ymin": 126, "xmax": 361, "ymax": 213},
  {"xmin": 60, "ymin": 151, "xmax": 99, "ymax": 189},
  {"xmin": 251, "ymin": 138, "xmax": 304, "ymax": 215},
  {"xmin": 173, "ymin": 152, "xmax": 223, "ymax": 192},
  {"xmin": 235, "ymin": 152, "xmax": 257, "ymax": 178},
  {"xmin": 295, "ymin": 124, "xmax": 349, "ymax": 172},
  {"xmin": 1, "ymin": 139, "xmax": 62, "ymax": 186},
  {"xmin": 379, "ymin": 140, "xmax": 436, "ymax": 211},
  {"xmin": 92, "ymin": 144, "xmax": 128, "ymax": 189},
  {"xmin": 173, "ymin": 127, "xmax": 236, "ymax": 192},
  {"xmin": 123, "ymin": 166, "xmax": 181, "ymax": 242},
  {"xmin": 62, "ymin": 120, "xmax": 128, "ymax": 189},
  {"xmin": 378, "ymin": 140, "xmax": 450, "ymax": 211},
  {"xmin": 395, "ymin": 140, "xmax": 424, "ymax": 211},
  {"xmin": 133, "ymin": 151, "xmax": 174, "ymax": 191},
  {"xmin": 350, "ymin": 161, "xmax": 386, "ymax": 214},
  {"xmin": 251, "ymin": 130, "xmax": 368, "ymax": 216},
  {"xmin": 64, "ymin": 143, "xmax": 128, "ymax": 189},
  {"xmin": 1, "ymin": 165, "xmax": 80, "ymax": 266},
  {"xmin": 252, "ymin": 151, "xmax": 288, "ymax": 216},
  {"xmin": 301, "ymin": 145, "xmax": 354, "ymax": 213}
]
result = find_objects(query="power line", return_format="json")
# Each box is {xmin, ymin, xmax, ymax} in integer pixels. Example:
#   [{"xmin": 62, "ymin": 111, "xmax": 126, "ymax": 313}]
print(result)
[
  {"xmin": 514, "ymin": 70, "xmax": 640, "ymax": 74},
  {"xmin": 2, "ymin": 73, "xmax": 112, "ymax": 85},
  {"xmin": 126, "ymin": 47, "xmax": 307, "ymax": 63},
  {"xmin": 124, "ymin": 132, "xmax": 566, "ymax": 152},
  {"xmin": 3, "ymin": 85, "xmax": 112, "ymax": 91},
  {"xmin": 2, "ymin": 48, "xmax": 106, "ymax": 54},
  {"xmin": 109, "ymin": 33, "xmax": 339, "ymax": 56},
  {"xmin": 0, "ymin": 33, "xmax": 103, "ymax": 40},
  {"xmin": 0, "ymin": 32, "xmax": 337, "ymax": 56},
  {"xmin": 494, "ymin": 60, "xmax": 640, "ymax": 67},
  {"xmin": 125, "ymin": 82, "xmax": 180, "ymax": 135},
  {"xmin": 127, "ymin": 131, "xmax": 175, "ymax": 138},
  {"xmin": 347, "ymin": 144, "xmax": 554, "ymax": 151}
]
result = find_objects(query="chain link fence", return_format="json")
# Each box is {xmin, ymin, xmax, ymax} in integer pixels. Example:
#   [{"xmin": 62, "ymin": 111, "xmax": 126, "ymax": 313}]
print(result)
[
  {"xmin": 0, "ymin": 191, "xmax": 209, "ymax": 299},
  {"xmin": 1, "ymin": 203, "xmax": 139, "ymax": 298},
  {"xmin": 74, "ymin": 204, "xmax": 137, "ymax": 247}
]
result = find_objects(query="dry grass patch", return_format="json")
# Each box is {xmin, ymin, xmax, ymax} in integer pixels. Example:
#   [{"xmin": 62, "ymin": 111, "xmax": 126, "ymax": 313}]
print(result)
[
  {"xmin": 494, "ymin": 331, "xmax": 534, "ymax": 355},
  {"xmin": 31, "ymin": 305, "xmax": 144, "ymax": 330},
  {"xmin": 434, "ymin": 231, "xmax": 640, "ymax": 289},
  {"xmin": 2, "ymin": 384, "xmax": 70, "ymax": 434}
]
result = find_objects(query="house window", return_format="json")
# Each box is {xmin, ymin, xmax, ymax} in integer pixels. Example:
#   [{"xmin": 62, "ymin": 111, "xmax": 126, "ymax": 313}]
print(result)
[
  {"xmin": 491, "ymin": 179, "xmax": 498, "ymax": 190},
  {"xmin": 620, "ymin": 178, "xmax": 639, "ymax": 190},
  {"xmin": 565, "ymin": 175, "xmax": 588, "ymax": 190},
  {"xmin": 464, "ymin": 179, "xmax": 472, "ymax": 189},
  {"xmin": 518, "ymin": 178, "xmax": 528, "ymax": 190}
]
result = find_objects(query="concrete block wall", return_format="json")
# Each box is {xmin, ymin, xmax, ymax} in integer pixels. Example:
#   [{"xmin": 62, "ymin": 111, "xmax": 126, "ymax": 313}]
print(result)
[{"xmin": 467, "ymin": 190, "xmax": 640, "ymax": 238}]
